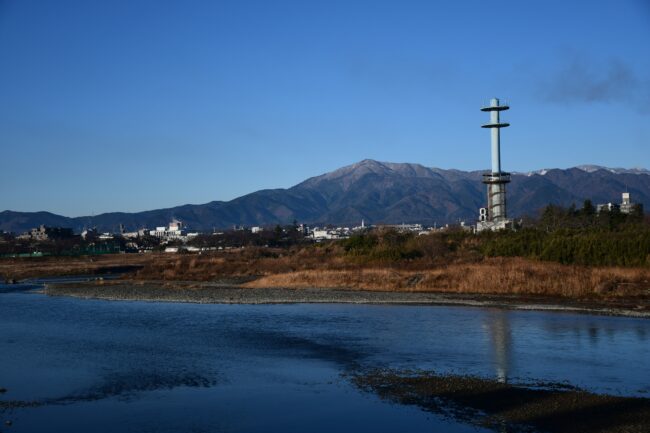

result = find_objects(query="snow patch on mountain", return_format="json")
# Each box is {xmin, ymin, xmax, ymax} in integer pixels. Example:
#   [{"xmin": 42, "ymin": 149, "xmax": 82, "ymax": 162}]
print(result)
[{"xmin": 520, "ymin": 165, "xmax": 649, "ymax": 176}]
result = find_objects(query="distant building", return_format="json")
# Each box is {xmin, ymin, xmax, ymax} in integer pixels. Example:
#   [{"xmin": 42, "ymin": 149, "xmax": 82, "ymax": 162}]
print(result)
[
  {"xmin": 597, "ymin": 192, "xmax": 637, "ymax": 214},
  {"xmin": 150, "ymin": 219, "xmax": 185, "ymax": 240},
  {"xmin": 351, "ymin": 220, "xmax": 368, "ymax": 232},
  {"xmin": 596, "ymin": 202, "xmax": 618, "ymax": 213},
  {"xmin": 377, "ymin": 223, "xmax": 423, "ymax": 233},
  {"xmin": 18, "ymin": 225, "xmax": 74, "ymax": 241},
  {"xmin": 311, "ymin": 227, "xmax": 351, "ymax": 240},
  {"xmin": 312, "ymin": 229, "xmax": 331, "ymax": 240},
  {"xmin": 620, "ymin": 192, "xmax": 634, "ymax": 214},
  {"xmin": 81, "ymin": 228, "xmax": 98, "ymax": 240}
]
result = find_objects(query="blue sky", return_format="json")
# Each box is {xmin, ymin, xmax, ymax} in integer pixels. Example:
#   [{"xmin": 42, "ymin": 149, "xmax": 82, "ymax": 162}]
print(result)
[{"xmin": 1, "ymin": 0, "xmax": 649, "ymax": 216}]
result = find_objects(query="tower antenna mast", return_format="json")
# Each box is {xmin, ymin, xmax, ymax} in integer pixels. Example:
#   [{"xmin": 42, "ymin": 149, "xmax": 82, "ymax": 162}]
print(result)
[{"xmin": 477, "ymin": 98, "xmax": 513, "ymax": 232}]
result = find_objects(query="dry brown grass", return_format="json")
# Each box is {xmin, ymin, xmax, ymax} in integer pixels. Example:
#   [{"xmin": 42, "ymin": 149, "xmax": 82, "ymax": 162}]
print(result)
[
  {"xmin": 243, "ymin": 257, "xmax": 650, "ymax": 298},
  {"xmin": 0, "ymin": 254, "xmax": 154, "ymax": 280},
  {"xmin": 131, "ymin": 246, "xmax": 354, "ymax": 281},
  {"xmin": 3, "ymin": 251, "xmax": 649, "ymax": 300}
]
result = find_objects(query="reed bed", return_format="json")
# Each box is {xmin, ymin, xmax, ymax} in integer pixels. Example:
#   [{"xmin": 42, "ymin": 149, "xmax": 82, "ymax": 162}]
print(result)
[
  {"xmin": 243, "ymin": 257, "xmax": 650, "ymax": 298},
  {"xmin": 0, "ymin": 254, "xmax": 153, "ymax": 280},
  {"xmin": 4, "ymin": 249, "xmax": 649, "ymax": 300}
]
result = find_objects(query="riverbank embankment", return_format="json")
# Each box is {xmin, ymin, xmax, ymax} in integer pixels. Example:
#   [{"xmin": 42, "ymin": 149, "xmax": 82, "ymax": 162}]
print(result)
[{"xmin": 44, "ymin": 280, "xmax": 650, "ymax": 318}]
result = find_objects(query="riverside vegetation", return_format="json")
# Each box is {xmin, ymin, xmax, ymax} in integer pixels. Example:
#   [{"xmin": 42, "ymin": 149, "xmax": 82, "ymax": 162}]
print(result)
[
  {"xmin": 156, "ymin": 201, "xmax": 650, "ymax": 300},
  {"xmin": 2, "ymin": 202, "xmax": 649, "ymax": 303}
]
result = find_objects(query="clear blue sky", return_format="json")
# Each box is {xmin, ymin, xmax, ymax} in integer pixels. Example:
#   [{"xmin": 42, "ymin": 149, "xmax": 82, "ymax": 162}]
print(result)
[{"xmin": 1, "ymin": 0, "xmax": 649, "ymax": 216}]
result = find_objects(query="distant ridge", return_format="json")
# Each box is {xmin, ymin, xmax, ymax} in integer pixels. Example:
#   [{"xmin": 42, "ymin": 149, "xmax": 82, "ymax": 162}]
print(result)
[
  {"xmin": 1, "ymin": 160, "xmax": 649, "ymax": 233},
  {"xmin": 574, "ymin": 165, "xmax": 650, "ymax": 175},
  {"xmin": 524, "ymin": 165, "xmax": 650, "ymax": 176}
]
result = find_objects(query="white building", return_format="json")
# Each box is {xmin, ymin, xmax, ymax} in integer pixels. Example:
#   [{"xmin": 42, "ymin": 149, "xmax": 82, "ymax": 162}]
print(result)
[
  {"xmin": 312, "ymin": 229, "xmax": 331, "ymax": 240},
  {"xmin": 378, "ymin": 223, "xmax": 423, "ymax": 233},
  {"xmin": 620, "ymin": 192, "xmax": 634, "ymax": 214},
  {"xmin": 311, "ymin": 227, "xmax": 351, "ymax": 240},
  {"xmin": 597, "ymin": 192, "xmax": 637, "ymax": 214},
  {"xmin": 476, "ymin": 219, "xmax": 513, "ymax": 232},
  {"xmin": 150, "ymin": 219, "xmax": 185, "ymax": 240}
]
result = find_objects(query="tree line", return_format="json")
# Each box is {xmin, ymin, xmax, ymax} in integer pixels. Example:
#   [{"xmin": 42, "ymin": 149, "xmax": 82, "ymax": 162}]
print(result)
[
  {"xmin": 340, "ymin": 200, "xmax": 649, "ymax": 267},
  {"xmin": 480, "ymin": 201, "xmax": 649, "ymax": 266}
]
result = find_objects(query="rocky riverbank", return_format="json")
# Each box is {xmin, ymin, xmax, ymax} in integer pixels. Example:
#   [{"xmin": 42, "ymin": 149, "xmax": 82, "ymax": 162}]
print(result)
[{"xmin": 44, "ymin": 280, "xmax": 650, "ymax": 318}]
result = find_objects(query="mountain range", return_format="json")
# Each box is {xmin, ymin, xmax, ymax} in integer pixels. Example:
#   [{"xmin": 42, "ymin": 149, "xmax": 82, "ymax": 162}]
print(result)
[{"xmin": 1, "ymin": 159, "xmax": 649, "ymax": 233}]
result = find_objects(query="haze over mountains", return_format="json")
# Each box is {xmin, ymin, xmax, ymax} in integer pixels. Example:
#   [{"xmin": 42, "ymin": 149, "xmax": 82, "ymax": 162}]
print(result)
[{"xmin": 2, "ymin": 159, "xmax": 649, "ymax": 233}]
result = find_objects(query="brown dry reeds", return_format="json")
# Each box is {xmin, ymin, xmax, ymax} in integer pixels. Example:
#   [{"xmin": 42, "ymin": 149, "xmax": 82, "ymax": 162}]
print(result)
[
  {"xmin": 130, "ymin": 246, "xmax": 354, "ymax": 281},
  {"xmin": 243, "ymin": 257, "xmax": 650, "ymax": 298},
  {"xmin": 0, "ymin": 254, "xmax": 154, "ymax": 281},
  {"xmin": 4, "ymin": 249, "xmax": 649, "ymax": 300}
]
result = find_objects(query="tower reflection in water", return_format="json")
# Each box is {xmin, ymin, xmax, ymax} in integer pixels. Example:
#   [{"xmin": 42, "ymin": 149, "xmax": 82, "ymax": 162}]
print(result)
[{"xmin": 485, "ymin": 310, "xmax": 512, "ymax": 383}]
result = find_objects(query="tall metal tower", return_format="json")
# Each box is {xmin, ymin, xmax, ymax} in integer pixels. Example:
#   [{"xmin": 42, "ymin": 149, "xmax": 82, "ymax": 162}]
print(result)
[{"xmin": 478, "ymin": 98, "xmax": 512, "ymax": 231}]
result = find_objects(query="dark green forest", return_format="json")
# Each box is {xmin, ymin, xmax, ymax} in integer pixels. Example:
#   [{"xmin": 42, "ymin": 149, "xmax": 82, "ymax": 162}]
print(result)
[
  {"xmin": 341, "ymin": 201, "xmax": 649, "ymax": 267},
  {"xmin": 480, "ymin": 201, "xmax": 649, "ymax": 266}
]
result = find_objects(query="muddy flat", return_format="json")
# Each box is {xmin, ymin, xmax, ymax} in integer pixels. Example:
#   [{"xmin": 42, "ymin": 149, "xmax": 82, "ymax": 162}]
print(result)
[{"xmin": 353, "ymin": 370, "xmax": 650, "ymax": 433}]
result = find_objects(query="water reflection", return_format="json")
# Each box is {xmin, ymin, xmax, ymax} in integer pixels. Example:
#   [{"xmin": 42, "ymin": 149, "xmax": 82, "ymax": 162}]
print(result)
[
  {"xmin": 485, "ymin": 310, "xmax": 512, "ymax": 383},
  {"xmin": 2, "ymin": 292, "xmax": 649, "ymax": 433}
]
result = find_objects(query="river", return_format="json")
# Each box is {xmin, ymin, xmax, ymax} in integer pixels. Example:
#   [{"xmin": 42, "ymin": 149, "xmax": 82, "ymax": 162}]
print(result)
[{"xmin": 1, "ymin": 282, "xmax": 648, "ymax": 432}]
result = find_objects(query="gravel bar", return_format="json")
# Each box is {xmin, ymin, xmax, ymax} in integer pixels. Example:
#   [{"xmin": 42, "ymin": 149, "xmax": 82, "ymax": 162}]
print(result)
[{"xmin": 44, "ymin": 281, "xmax": 650, "ymax": 318}]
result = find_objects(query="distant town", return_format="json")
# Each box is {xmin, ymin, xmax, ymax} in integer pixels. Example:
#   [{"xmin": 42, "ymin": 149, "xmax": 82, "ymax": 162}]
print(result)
[
  {"xmin": 0, "ymin": 190, "xmax": 641, "ymax": 258},
  {"xmin": 1, "ymin": 217, "xmax": 442, "ymax": 257}
]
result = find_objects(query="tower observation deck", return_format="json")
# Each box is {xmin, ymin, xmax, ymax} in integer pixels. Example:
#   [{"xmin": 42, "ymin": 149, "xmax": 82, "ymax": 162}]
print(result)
[{"xmin": 477, "ymin": 98, "xmax": 513, "ymax": 232}]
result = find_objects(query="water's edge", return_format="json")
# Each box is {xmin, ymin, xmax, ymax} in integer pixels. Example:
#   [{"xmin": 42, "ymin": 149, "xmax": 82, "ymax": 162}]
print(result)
[{"xmin": 44, "ymin": 282, "xmax": 650, "ymax": 318}]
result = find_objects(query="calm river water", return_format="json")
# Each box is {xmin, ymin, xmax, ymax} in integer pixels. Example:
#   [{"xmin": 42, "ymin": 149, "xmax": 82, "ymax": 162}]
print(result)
[{"xmin": 1, "ymin": 283, "xmax": 649, "ymax": 432}]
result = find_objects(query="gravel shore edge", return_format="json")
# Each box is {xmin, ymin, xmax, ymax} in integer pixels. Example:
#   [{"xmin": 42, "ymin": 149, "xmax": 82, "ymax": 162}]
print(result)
[{"xmin": 44, "ymin": 281, "xmax": 650, "ymax": 318}]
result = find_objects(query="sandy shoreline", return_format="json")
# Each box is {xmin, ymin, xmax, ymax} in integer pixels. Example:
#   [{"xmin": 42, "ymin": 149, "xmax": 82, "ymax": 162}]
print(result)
[{"xmin": 44, "ymin": 280, "xmax": 650, "ymax": 318}]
